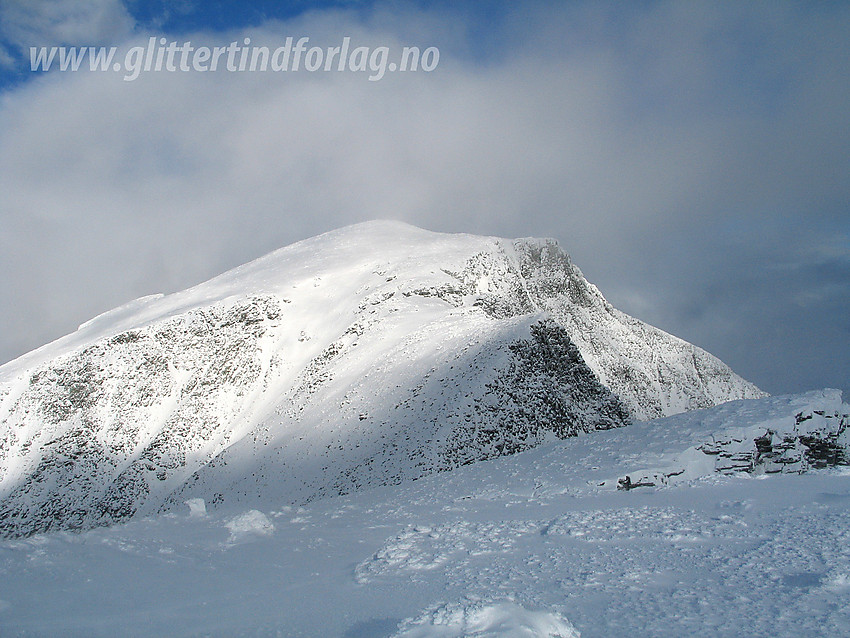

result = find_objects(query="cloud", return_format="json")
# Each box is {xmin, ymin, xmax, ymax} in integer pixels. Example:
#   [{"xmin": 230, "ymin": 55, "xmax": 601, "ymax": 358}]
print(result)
[
  {"xmin": 0, "ymin": 0, "xmax": 135, "ymax": 50},
  {"xmin": 0, "ymin": 1, "xmax": 848, "ymax": 399},
  {"xmin": 0, "ymin": 44, "xmax": 14, "ymax": 68}
]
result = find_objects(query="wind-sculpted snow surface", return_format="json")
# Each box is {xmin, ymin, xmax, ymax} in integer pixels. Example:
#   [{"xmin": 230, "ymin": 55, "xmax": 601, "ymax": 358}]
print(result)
[{"xmin": 0, "ymin": 221, "xmax": 762, "ymax": 537}]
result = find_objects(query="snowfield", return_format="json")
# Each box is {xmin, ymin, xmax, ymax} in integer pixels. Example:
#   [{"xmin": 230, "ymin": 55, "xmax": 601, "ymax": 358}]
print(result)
[{"xmin": 1, "ymin": 389, "xmax": 848, "ymax": 637}]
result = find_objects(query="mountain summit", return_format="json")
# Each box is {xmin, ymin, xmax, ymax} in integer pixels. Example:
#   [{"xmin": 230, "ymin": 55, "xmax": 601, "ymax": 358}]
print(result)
[{"xmin": 0, "ymin": 221, "xmax": 764, "ymax": 537}]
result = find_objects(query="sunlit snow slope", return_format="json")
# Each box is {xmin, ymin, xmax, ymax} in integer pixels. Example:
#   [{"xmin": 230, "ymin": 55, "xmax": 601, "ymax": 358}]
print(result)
[{"xmin": 0, "ymin": 221, "xmax": 763, "ymax": 537}]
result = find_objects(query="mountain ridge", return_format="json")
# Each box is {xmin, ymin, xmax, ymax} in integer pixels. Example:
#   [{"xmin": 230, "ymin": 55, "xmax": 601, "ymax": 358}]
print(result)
[{"xmin": 0, "ymin": 221, "xmax": 764, "ymax": 537}]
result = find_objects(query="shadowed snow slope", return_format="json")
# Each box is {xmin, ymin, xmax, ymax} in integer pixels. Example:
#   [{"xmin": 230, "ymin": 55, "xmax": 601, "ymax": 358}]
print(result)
[{"xmin": 0, "ymin": 221, "xmax": 763, "ymax": 537}]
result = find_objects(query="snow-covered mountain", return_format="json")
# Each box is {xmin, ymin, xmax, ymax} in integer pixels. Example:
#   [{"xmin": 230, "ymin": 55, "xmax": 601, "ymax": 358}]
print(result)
[{"xmin": 0, "ymin": 221, "xmax": 764, "ymax": 538}]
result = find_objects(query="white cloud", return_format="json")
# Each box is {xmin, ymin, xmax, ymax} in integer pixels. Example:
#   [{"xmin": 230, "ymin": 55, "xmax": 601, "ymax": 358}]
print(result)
[{"xmin": 0, "ymin": 0, "xmax": 134, "ymax": 49}]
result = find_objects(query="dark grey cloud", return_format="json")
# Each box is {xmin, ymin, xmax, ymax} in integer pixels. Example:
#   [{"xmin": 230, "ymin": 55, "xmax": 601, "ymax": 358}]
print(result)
[{"xmin": 0, "ymin": 2, "xmax": 847, "ymax": 399}]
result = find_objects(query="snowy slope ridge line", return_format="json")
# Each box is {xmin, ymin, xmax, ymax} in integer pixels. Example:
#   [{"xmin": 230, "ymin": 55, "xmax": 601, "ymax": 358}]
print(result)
[{"xmin": 0, "ymin": 221, "xmax": 763, "ymax": 538}]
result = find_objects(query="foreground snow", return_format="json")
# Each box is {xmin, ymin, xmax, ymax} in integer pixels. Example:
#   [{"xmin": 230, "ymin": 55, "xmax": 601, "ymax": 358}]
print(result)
[{"xmin": 1, "ymin": 390, "xmax": 848, "ymax": 637}]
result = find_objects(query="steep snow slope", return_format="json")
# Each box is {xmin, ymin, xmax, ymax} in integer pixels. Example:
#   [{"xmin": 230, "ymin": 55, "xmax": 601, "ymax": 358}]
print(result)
[
  {"xmin": 0, "ymin": 391, "xmax": 846, "ymax": 638},
  {"xmin": 0, "ymin": 221, "xmax": 762, "ymax": 537}
]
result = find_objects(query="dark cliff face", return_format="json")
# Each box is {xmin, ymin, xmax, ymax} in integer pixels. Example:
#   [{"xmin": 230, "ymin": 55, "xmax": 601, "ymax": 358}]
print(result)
[{"xmin": 446, "ymin": 320, "xmax": 630, "ymax": 466}]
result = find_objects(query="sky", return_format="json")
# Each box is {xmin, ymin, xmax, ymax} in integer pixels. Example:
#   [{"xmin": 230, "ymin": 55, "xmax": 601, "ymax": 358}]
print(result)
[{"xmin": 0, "ymin": 0, "xmax": 848, "ymax": 399}]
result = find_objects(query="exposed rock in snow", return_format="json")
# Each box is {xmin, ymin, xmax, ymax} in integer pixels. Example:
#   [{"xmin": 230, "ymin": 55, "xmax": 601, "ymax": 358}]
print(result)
[{"xmin": 611, "ymin": 389, "xmax": 850, "ymax": 490}]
